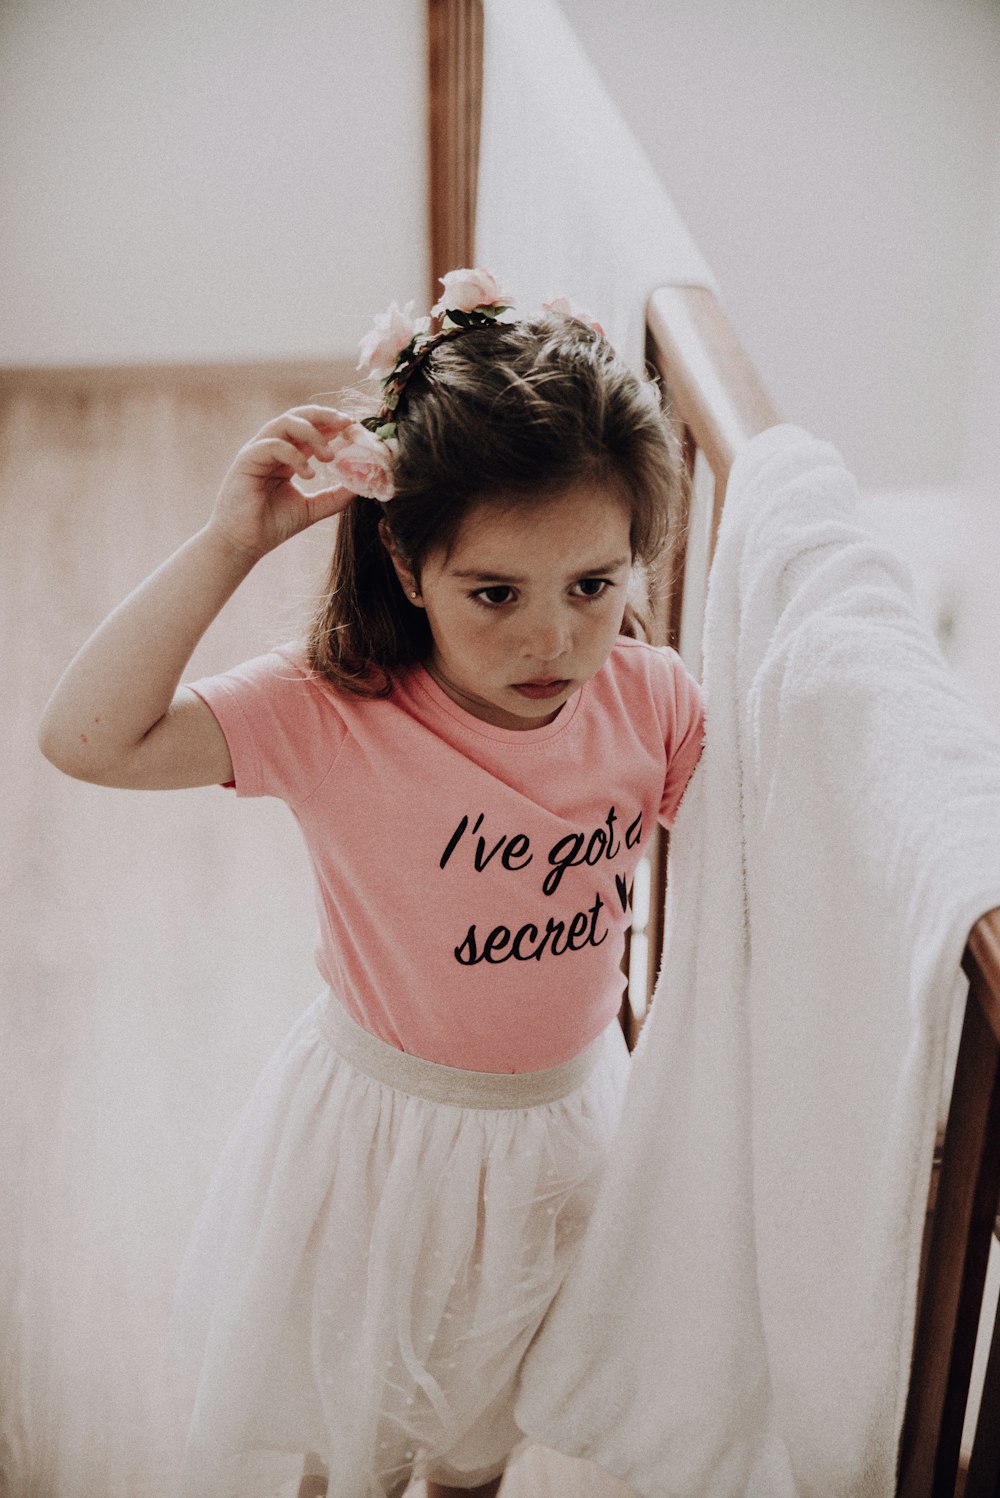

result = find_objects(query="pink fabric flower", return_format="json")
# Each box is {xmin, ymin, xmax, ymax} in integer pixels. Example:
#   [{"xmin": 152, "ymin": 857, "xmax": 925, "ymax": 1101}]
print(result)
[
  {"xmin": 431, "ymin": 267, "xmax": 513, "ymax": 317},
  {"xmin": 542, "ymin": 296, "xmax": 605, "ymax": 337},
  {"xmin": 357, "ymin": 300, "xmax": 430, "ymax": 380},
  {"xmin": 327, "ymin": 422, "xmax": 397, "ymax": 502}
]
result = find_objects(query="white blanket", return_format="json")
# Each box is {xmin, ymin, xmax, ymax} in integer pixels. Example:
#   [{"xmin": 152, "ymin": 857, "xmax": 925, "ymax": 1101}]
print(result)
[{"xmin": 515, "ymin": 423, "xmax": 1000, "ymax": 1495}]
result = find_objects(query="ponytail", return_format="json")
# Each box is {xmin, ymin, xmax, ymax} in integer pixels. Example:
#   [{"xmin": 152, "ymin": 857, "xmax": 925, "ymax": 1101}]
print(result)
[{"xmin": 306, "ymin": 497, "xmax": 432, "ymax": 696}]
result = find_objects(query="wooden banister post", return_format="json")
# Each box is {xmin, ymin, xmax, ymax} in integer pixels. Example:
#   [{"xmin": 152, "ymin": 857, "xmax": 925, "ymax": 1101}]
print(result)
[{"xmin": 427, "ymin": 0, "xmax": 484, "ymax": 306}]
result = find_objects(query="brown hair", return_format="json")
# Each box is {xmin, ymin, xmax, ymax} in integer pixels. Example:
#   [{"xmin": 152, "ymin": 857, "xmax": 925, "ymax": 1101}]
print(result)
[{"xmin": 306, "ymin": 312, "xmax": 681, "ymax": 694}]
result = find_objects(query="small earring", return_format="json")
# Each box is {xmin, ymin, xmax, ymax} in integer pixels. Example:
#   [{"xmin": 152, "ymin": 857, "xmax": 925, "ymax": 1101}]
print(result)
[{"xmin": 410, "ymin": 590, "xmax": 418, "ymax": 598}]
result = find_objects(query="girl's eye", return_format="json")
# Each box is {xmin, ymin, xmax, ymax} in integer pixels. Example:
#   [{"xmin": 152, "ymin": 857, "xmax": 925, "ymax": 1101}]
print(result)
[
  {"xmin": 470, "ymin": 578, "xmax": 615, "ymax": 607},
  {"xmin": 572, "ymin": 578, "xmax": 612, "ymax": 599},
  {"xmin": 472, "ymin": 585, "xmax": 516, "ymax": 607}
]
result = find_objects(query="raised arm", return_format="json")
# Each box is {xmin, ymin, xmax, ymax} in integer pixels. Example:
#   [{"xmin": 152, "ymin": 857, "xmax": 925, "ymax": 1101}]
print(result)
[{"xmin": 38, "ymin": 406, "xmax": 357, "ymax": 790}]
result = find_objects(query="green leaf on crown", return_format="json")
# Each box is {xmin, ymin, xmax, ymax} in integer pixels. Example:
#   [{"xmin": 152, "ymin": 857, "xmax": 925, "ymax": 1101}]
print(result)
[{"xmin": 441, "ymin": 306, "xmax": 511, "ymax": 331}]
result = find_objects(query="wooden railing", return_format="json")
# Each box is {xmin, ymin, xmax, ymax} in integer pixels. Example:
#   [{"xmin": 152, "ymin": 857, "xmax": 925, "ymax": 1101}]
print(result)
[
  {"xmin": 644, "ymin": 281, "xmax": 1000, "ymax": 1498},
  {"xmin": 428, "ymin": 3, "xmax": 1000, "ymax": 1491},
  {"xmin": 614, "ymin": 289, "xmax": 784, "ymax": 1043},
  {"xmin": 899, "ymin": 909, "xmax": 1000, "ymax": 1497}
]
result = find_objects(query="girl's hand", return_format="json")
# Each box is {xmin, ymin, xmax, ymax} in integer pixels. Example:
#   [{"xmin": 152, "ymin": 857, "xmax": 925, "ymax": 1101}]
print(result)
[{"xmin": 208, "ymin": 405, "xmax": 360, "ymax": 560}]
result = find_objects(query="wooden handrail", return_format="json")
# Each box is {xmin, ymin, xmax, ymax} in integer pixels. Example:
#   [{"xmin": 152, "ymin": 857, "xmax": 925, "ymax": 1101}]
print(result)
[
  {"xmin": 643, "ymin": 285, "xmax": 783, "ymax": 674},
  {"xmin": 646, "ymin": 285, "xmax": 782, "ymax": 553},
  {"xmin": 647, "ymin": 286, "xmax": 1000, "ymax": 1498},
  {"xmin": 965, "ymin": 906, "xmax": 1000, "ymax": 1048},
  {"xmin": 897, "ymin": 956, "xmax": 1000, "ymax": 1496}
]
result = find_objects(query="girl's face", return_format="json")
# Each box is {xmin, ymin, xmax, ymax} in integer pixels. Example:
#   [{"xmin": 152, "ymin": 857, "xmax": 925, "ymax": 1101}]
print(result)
[{"xmin": 394, "ymin": 482, "xmax": 634, "ymax": 731}]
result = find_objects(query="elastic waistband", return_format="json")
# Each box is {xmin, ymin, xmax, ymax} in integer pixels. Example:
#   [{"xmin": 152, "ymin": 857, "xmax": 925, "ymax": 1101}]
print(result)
[{"xmin": 314, "ymin": 994, "xmax": 609, "ymax": 1109}]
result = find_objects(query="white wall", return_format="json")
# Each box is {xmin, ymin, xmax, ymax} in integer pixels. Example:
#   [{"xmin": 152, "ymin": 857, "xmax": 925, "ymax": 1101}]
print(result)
[
  {"xmin": 953, "ymin": 121, "xmax": 1000, "ymax": 723},
  {"xmin": 5, "ymin": 0, "xmax": 1000, "ymax": 500},
  {"xmin": 559, "ymin": 0, "xmax": 1000, "ymax": 494},
  {"xmin": 962, "ymin": 122, "xmax": 1000, "ymax": 501},
  {"xmin": 0, "ymin": 0, "xmax": 427, "ymax": 366}
]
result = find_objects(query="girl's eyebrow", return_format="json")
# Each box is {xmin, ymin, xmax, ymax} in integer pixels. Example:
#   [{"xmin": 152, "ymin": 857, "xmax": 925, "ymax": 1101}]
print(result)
[{"xmin": 449, "ymin": 556, "xmax": 631, "ymax": 583}]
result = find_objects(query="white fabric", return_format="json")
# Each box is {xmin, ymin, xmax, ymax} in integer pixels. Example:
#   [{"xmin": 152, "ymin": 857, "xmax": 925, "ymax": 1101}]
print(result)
[
  {"xmin": 476, "ymin": 0, "xmax": 718, "ymax": 373},
  {"xmin": 167, "ymin": 993, "xmax": 630, "ymax": 1498},
  {"xmin": 515, "ymin": 423, "xmax": 1000, "ymax": 1495}
]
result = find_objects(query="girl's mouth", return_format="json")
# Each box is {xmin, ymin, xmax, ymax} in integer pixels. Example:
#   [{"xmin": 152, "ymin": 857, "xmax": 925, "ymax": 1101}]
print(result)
[{"xmin": 510, "ymin": 679, "xmax": 571, "ymax": 700}]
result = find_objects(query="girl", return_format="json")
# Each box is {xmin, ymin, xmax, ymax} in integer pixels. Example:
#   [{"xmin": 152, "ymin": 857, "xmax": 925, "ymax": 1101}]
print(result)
[{"xmin": 38, "ymin": 269, "xmax": 704, "ymax": 1498}]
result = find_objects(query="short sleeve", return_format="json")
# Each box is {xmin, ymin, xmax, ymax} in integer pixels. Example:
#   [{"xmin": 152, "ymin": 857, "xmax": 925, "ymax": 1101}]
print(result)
[
  {"xmin": 658, "ymin": 651, "xmax": 705, "ymax": 826},
  {"xmin": 186, "ymin": 647, "xmax": 348, "ymax": 803}
]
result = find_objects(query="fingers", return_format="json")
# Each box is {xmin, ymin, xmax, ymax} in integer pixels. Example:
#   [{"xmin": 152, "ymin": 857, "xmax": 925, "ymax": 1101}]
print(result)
[
  {"xmin": 285, "ymin": 404, "xmax": 357, "ymax": 434},
  {"xmin": 256, "ymin": 406, "xmax": 356, "ymax": 462},
  {"xmin": 241, "ymin": 436, "xmax": 322, "ymax": 482}
]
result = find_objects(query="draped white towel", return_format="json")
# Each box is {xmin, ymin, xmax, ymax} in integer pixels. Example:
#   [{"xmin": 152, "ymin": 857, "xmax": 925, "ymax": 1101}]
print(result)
[
  {"xmin": 515, "ymin": 423, "xmax": 1000, "ymax": 1496},
  {"xmin": 476, "ymin": 0, "xmax": 718, "ymax": 374}
]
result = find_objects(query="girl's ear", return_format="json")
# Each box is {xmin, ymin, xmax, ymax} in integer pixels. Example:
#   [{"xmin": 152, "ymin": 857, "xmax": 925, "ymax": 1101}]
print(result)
[{"xmin": 378, "ymin": 518, "xmax": 424, "ymax": 606}]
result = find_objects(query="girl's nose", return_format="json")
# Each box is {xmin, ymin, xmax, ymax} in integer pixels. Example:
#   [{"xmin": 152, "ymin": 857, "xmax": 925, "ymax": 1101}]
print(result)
[{"xmin": 520, "ymin": 616, "xmax": 571, "ymax": 662}]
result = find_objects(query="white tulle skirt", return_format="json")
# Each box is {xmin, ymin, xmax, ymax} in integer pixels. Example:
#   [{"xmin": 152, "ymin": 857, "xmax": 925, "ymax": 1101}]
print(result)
[{"xmin": 167, "ymin": 991, "xmax": 630, "ymax": 1498}]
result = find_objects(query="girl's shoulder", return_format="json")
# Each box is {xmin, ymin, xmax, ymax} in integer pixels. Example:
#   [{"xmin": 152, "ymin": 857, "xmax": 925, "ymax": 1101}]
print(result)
[
  {"xmin": 606, "ymin": 640, "xmax": 705, "ymax": 813},
  {"xmin": 217, "ymin": 643, "xmax": 374, "ymax": 710},
  {"xmin": 602, "ymin": 635, "xmax": 704, "ymax": 736},
  {"xmin": 187, "ymin": 642, "xmax": 386, "ymax": 804},
  {"xmin": 606, "ymin": 634, "xmax": 694, "ymax": 690}
]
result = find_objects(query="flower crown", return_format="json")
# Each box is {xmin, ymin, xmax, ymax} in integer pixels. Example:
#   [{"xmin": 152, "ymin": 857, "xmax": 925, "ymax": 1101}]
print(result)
[{"xmin": 324, "ymin": 268, "xmax": 605, "ymax": 503}]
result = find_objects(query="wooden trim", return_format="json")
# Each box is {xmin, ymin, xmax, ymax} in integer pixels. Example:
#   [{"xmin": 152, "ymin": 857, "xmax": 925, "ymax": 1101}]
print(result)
[
  {"xmin": 0, "ymin": 358, "xmax": 357, "ymax": 397},
  {"xmin": 896, "ymin": 977, "xmax": 1000, "ymax": 1497},
  {"xmin": 665, "ymin": 424, "xmax": 698, "ymax": 654},
  {"xmin": 965, "ymin": 907, "xmax": 1000, "ymax": 1048},
  {"xmin": 427, "ymin": 0, "xmax": 484, "ymax": 303},
  {"xmin": 964, "ymin": 1286, "xmax": 1000, "ymax": 1496},
  {"xmin": 642, "ymin": 826, "xmax": 668, "ymax": 1009},
  {"xmin": 645, "ymin": 283, "xmax": 1000, "ymax": 1495},
  {"xmin": 646, "ymin": 286, "xmax": 782, "ymax": 558}
]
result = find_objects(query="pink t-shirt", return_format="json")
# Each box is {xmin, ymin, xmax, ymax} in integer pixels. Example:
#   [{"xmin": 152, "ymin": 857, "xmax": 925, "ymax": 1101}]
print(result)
[{"xmin": 189, "ymin": 636, "xmax": 704, "ymax": 1072}]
